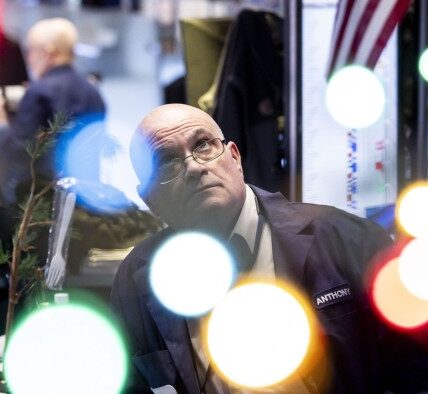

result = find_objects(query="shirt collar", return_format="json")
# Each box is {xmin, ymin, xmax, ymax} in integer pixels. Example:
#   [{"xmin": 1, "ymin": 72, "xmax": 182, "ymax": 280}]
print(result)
[{"xmin": 229, "ymin": 184, "xmax": 260, "ymax": 255}]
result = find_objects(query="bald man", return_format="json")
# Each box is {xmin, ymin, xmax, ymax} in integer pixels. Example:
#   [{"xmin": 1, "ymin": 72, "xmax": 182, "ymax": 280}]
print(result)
[
  {"xmin": 0, "ymin": 18, "xmax": 105, "ymax": 206},
  {"xmin": 111, "ymin": 104, "xmax": 428, "ymax": 393}
]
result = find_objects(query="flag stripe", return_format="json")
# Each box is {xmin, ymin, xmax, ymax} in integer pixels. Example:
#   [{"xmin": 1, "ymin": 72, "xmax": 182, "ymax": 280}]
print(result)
[
  {"xmin": 347, "ymin": 0, "xmax": 379, "ymax": 64},
  {"xmin": 354, "ymin": 0, "xmax": 398, "ymax": 66},
  {"xmin": 326, "ymin": 0, "xmax": 411, "ymax": 78},
  {"xmin": 330, "ymin": 0, "xmax": 370, "ymax": 75},
  {"xmin": 326, "ymin": 0, "xmax": 354, "ymax": 76},
  {"xmin": 366, "ymin": 0, "xmax": 412, "ymax": 67}
]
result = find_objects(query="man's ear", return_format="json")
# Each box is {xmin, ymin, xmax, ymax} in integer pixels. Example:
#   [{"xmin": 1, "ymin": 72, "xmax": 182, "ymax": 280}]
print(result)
[
  {"xmin": 44, "ymin": 45, "xmax": 57, "ymax": 61},
  {"xmin": 229, "ymin": 141, "xmax": 243, "ymax": 174}
]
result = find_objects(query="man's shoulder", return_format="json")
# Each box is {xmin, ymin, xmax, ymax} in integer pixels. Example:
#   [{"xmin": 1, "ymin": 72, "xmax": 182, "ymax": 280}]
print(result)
[
  {"xmin": 289, "ymin": 200, "xmax": 388, "ymax": 239},
  {"xmin": 22, "ymin": 80, "xmax": 48, "ymax": 99},
  {"xmin": 117, "ymin": 227, "xmax": 173, "ymax": 276},
  {"xmin": 290, "ymin": 201, "xmax": 393, "ymax": 262},
  {"xmin": 111, "ymin": 228, "xmax": 173, "ymax": 300},
  {"xmin": 38, "ymin": 66, "xmax": 105, "ymax": 112},
  {"xmin": 41, "ymin": 67, "xmax": 84, "ymax": 89},
  {"xmin": 292, "ymin": 201, "xmax": 361, "ymax": 224},
  {"xmin": 252, "ymin": 185, "xmax": 388, "ymax": 237},
  {"xmin": 252, "ymin": 185, "xmax": 362, "ymax": 225},
  {"xmin": 21, "ymin": 75, "xmax": 60, "ymax": 103}
]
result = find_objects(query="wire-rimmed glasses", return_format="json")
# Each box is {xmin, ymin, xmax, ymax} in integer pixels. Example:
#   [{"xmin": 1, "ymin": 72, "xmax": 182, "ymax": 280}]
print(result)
[{"xmin": 156, "ymin": 138, "xmax": 226, "ymax": 184}]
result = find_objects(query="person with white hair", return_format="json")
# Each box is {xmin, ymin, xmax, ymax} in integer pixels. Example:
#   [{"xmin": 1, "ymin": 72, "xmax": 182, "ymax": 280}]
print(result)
[
  {"xmin": 0, "ymin": 17, "xmax": 105, "ymax": 206},
  {"xmin": 25, "ymin": 17, "xmax": 79, "ymax": 80}
]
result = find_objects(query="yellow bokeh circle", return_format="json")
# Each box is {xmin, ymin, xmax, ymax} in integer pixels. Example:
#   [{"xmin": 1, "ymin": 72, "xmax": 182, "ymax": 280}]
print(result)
[
  {"xmin": 206, "ymin": 281, "xmax": 313, "ymax": 389},
  {"xmin": 396, "ymin": 182, "xmax": 428, "ymax": 238}
]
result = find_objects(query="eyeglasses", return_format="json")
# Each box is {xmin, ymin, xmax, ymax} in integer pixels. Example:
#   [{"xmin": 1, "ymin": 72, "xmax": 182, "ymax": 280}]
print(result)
[{"xmin": 155, "ymin": 138, "xmax": 226, "ymax": 184}]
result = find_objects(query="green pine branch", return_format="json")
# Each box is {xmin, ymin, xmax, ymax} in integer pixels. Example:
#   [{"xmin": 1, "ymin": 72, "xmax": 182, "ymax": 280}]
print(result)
[
  {"xmin": 0, "ymin": 242, "xmax": 11, "ymax": 266},
  {"xmin": 5, "ymin": 113, "xmax": 69, "ymax": 343}
]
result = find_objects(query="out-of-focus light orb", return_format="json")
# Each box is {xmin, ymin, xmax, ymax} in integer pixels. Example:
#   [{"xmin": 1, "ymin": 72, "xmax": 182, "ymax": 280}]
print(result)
[
  {"xmin": 57, "ymin": 114, "xmax": 133, "ymax": 214},
  {"xmin": 325, "ymin": 65, "xmax": 385, "ymax": 129},
  {"xmin": 101, "ymin": 119, "xmax": 146, "ymax": 209},
  {"xmin": 4, "ymin": 304, "xmax": 128, "ymax": 394},
  {"xmin": 396, "ymin": 183, "xmax": 428, "ymax": 238},
  {"xmin": 129, "ymin": 130, "xmax": 154, "ymax": 197},
  {"xmin": 398, "ymin": 239, "xmax": 428, "ymax": 301},
  {"xmin": 418, "ymin": 48, "xmax": 428, "ymax": 82},
  {"xmin": 372, "ymin": 258, "xmax": 428, "ymax": 328},
  {"xmin": 150, "ymin": 232, "xmax": 235, "ymax": 317},
  {"xmin": 207, "ymin": 282, "xmax": 311, "ymax": 388}
]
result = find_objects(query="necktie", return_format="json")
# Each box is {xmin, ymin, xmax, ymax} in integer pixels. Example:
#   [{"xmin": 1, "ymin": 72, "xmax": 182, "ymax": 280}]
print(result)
[
  {"xmin": 229, "ymin": 215, "xmax": 265, "ymax": 275},
  {"xmin": 229, "ymin": 232, "xmax": 253, "ymax": 273}
]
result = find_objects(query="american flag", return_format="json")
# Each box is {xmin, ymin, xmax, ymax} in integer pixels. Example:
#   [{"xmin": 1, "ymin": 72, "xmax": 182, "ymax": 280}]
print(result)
[{"xmin": 326, "ymin": 0, "xmax": 412, "ymax": 78}]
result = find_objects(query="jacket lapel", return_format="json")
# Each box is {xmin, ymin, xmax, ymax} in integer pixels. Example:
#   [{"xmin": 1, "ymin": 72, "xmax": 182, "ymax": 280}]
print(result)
[
  {"xmin": 251, "ymin": 185, "xmax": 315, "ymax": 288},
  {"xmin": 133, "ymin": 264, "xmax": 200, "ymax": 394},
  {"xmin": 271, "ymin": 228, "xmax": 314, "ymax": 287}
]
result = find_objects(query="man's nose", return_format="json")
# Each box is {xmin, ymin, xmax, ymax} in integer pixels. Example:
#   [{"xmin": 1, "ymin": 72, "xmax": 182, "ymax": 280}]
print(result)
[{"xmin": 183, "ymin": 155, "xmax": 204, "ymax": 178}]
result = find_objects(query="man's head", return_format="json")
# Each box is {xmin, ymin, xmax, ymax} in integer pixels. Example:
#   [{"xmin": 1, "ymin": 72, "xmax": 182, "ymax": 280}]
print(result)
[
  {"xmin": 26, "ymin": 18, "xmax": 78, "ymax": 79},
  {"xmin": 131, "ymin": 104, "xmax": 246, "ymax": 236}
]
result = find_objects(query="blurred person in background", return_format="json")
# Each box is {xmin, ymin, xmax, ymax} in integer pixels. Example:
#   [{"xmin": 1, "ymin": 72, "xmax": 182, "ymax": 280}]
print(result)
[
  {"xmin": 0, "ymin": 17, "xmax": 106, "ymax": 208},
  {"xmin": 0, "ymin": 17, "xmax": 105, "ymax": 336},
  {"xmin": 111, "ymin": 104, "xmax": 428, "ymax": 393},
  {"xmin": 0, "ymin": 18, "xmax": 105, "ymax": 331},
  {"xmin": 0, "ymin": 29, "xmax": 29, "ymax": 120}
]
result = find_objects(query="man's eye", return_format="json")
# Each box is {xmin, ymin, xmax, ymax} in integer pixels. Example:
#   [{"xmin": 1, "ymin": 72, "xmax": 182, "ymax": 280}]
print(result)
[
  {"xmin": 195, "ymin": 140, "xmax": 211, "ymax": 151},
  {"xmin": 159, "ymin": 158, "xmax": 174, "ymax": 168}
]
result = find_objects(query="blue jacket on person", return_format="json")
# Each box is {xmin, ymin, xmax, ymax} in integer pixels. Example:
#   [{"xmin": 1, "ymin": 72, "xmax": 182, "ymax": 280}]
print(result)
[
  {"xmin": 10, "ymin": 64, "xmax": 105, "ymax": 141},
  {"xmin": 0, "ymin": 64, "xmax": 105, "ymax": 205}
]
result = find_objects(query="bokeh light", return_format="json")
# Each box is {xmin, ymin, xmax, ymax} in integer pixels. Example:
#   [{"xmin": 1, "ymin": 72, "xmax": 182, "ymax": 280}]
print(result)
[
  {"xmin": 418, "ymin": 47, "xmax": 428, "ymax": 82},
  {"xmin": 206, "ymin": 281, "xmax": 312, "ymax": 389},
  {"xmin": 56, "ymin": 113, "xmax": 133, "ymax": 213},
  {"xmin": 150, "ymin": 232, "xmax": 235, "ymax": 317},
  {"xmin": 129, "ymin": 130, "xmax": 154, "ymax": 197},
  {"xmin": 325, "ymin": 65, "xmax": 385, "ymax": 129},
  {"xmin": 4, "ymin": 303, "xmax": 128, "ymax": 394},
  {"xmin": 398, "ymin": 238, "xmax": 428, "ymax": 301},
  {"xmin": 101, "ymin": 119, "xmax": 148, "ymax": 209},
  {"xmin": 372, "ymin": 258, "xmax": 428, "ymax": 329},
  {"xmin": 396, "ymin": 182, "xmax": 428, "ymax": 238}
]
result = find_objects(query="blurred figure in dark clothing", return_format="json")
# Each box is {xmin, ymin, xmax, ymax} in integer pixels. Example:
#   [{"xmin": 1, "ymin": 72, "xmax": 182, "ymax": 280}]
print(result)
[
  {"xmin": 0, "ymin": 18, "xmax": 106, "ymax": 207},
  {"xmin": 0, "ymin": 31, "xmax": 29, "ymax": 119},
  {"xmin": 0, "ymin": 19, "xmax": 106, "ymax": 334},
  {"xmin": 0, "ymin": 31, "xmax": 28, "ymax": 86}
]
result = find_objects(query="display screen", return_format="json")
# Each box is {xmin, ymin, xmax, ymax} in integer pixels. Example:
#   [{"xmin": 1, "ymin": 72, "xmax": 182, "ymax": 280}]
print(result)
[{"xmin": 302, "ymin": 0, "xmax": 397, "ymax": 218}]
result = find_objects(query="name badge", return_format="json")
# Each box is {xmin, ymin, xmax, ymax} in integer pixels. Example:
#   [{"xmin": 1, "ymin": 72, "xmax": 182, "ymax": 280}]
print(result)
[
  {"xmin": 152, "ymin": 385, "xmax": 177, "ymax": 394},
  {"xmin": 313, "ymin": 284, "xmax": 352, "ymax": 309}
]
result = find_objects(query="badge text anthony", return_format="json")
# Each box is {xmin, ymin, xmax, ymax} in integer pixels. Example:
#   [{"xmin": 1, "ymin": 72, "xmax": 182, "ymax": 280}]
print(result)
[{"xmin": 316, "ymin": 287, "xmax": 351, "ymax": 307}]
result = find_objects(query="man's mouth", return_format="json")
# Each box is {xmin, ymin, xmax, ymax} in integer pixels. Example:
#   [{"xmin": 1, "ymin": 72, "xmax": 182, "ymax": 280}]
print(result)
[
  {"xmin": 194, "ymin": 185, "xmax": 216, "ymax": 194},
  {"xmin": 189, "ymin": 184, "xmax": 220, "ymax": 199}
]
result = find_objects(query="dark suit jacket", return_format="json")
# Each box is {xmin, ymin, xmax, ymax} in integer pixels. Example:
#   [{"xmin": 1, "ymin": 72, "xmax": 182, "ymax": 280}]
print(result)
[
  {"xmin": 111, "ymin": 186, "xmax": 428, "ymax": 393},
  {"xmin": 212, "ymin": 10, "xmax": 285, "ymax": 193},
  {"xmin": 0, "ymin": 64, "xmax": 105, "ymax": 204},
  {"xmin": 7, "ymin": 64, "xmax": 105, "ymax": 139}
]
